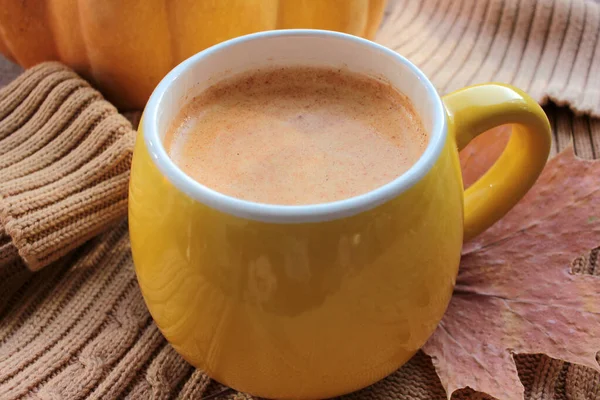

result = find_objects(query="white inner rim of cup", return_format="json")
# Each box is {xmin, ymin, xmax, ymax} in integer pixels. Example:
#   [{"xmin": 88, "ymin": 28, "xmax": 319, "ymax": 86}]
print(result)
[{"xmin": 144, "ymin": 30, "xmax": 447, "ymax": 224}]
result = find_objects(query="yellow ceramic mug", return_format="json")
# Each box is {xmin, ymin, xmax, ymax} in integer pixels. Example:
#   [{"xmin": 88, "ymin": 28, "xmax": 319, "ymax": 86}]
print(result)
[{"xmin": 129, "ymin": 30, "xmax": 551, "ymax": 399}]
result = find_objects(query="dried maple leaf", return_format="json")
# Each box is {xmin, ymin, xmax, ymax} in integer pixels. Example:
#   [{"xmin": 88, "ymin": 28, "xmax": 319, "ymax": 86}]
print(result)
[
  {"xmin": 459, "ymin": 125, "xmax": 511, "ymax": 188},
  {"xmin": 422, "ymin": 146, "xmax": 600, "ymax": 400}
]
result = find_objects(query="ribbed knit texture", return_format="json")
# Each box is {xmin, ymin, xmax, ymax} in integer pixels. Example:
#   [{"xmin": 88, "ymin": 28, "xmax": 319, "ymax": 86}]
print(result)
[
  {"xmin": 378, "ymin": 0, "xmax": 600, "ymax": 117},
  {"xmin": 1, "ymin": 0, "xmax": 600, "ymax": 397},
  {"xmin": 0, "ymin": 62, "xmax": 135, "ymax": 271}
]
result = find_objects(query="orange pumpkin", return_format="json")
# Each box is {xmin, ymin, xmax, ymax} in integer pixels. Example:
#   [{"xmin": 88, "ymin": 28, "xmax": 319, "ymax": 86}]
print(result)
[{"xmin": 0, "ymin": 0, "xmax": 386, "ymax": 109}]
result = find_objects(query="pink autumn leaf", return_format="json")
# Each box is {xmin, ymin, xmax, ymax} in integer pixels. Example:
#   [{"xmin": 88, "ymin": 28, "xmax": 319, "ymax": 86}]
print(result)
[{"xmin": 422, "ymin": 147, "xmax": 600, "ymax": 399}]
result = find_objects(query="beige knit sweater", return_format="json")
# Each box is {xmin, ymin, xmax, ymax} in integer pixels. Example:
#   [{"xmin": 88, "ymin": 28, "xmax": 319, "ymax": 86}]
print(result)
[
  {"xmin": 378, "ymin": 0, "xmax": 600, "ymax": 118},
  {"xmin": 1, "ymin": 0, "xmax": 600, "ymax": 398}
]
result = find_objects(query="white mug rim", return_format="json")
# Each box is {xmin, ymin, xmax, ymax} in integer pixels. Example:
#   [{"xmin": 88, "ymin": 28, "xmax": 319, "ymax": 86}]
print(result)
[{"xmin": 143, "ymin": 29, "xmax": 447, "ymax": 223}]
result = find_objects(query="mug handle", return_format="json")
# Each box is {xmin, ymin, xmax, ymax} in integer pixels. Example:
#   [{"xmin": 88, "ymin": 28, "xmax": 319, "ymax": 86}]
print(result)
[{"xmin": 442, "ymin": 83, "xmax": 552, "ymax": 241}]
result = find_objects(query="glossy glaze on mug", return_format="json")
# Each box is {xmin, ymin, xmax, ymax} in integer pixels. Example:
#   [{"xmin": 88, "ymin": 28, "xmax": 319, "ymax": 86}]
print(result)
[
  {"xmin": 129, "ymin": 30, "xmax": 551, "ymax": 399},
  {"xmin": 130, "ymin": 128, "xmax": 463, "ymax": 398}
]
